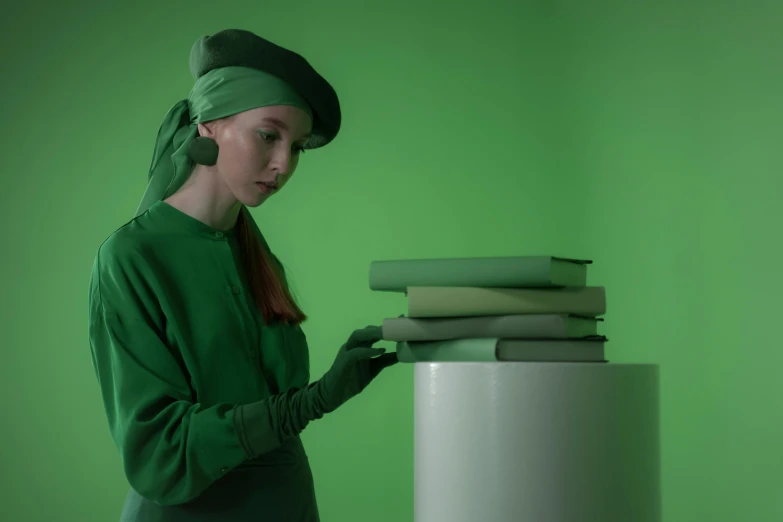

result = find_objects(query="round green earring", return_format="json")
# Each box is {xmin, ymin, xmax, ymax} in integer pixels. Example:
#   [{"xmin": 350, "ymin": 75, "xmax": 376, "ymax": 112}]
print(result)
[{"xmin": 188, "ymin": 136, "xmax": 219, "ymax": 166}]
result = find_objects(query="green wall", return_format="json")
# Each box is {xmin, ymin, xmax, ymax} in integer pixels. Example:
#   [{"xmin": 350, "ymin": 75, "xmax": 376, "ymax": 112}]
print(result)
[{"xmin": 2, "ymin": 1, "xmax": 781, "ymax": 520}]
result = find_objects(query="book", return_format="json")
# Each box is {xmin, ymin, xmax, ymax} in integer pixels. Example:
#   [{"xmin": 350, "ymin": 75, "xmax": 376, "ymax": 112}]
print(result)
[
  {"xmin": 369, "ymin": 256, "xmax": 591, "ymax": 292},
  {"xmin": 406, "ymin": 286, "xmax": 606, "ymax": 318},
  {"xmin": 382, "ymin": 314, "xmax": 601, "ymax": 342},
  {"xmin": 395, "ymin": 336, "xmax": 608, "ymax": 363}
]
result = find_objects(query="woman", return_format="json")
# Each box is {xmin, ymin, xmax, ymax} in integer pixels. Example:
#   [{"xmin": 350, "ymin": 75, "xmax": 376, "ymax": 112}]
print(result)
[{"xmin": 87, "ymin": 29, "xmax": 398, "ymax": 521}]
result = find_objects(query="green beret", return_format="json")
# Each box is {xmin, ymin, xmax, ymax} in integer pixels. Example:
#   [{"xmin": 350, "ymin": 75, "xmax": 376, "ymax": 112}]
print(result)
[{"xmin": 189, "ymin": 29, "xmax": 341, "ymax": 149}]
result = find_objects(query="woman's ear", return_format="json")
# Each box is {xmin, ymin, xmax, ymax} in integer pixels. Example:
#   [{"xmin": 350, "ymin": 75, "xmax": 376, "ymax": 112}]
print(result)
[
  {"xmin": 189, "ymin": 121, "xmax": 220, "ymax": 166},
  {"xmin": 197, "ymin": 121, "xmax": 217, "ymax": 138}
]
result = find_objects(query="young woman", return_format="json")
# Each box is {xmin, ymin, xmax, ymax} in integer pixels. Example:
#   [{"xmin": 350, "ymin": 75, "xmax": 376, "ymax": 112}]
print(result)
[{"xmin": 87, "ymin": 29, "xmax": 398, "ymax": 522}]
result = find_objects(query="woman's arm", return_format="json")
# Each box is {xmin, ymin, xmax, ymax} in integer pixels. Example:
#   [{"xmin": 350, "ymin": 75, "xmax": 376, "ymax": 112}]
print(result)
[
  {"xmin": 89, "ymin": 309, "xmax": 330, "ymax": 506},
  {"xmin": 87, "ymin": 238, "xmax": 394, "ymax": 506}
]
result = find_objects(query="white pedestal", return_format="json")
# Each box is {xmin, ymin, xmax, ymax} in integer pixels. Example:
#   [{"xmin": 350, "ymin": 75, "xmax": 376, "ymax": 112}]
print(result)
[{"xmin": 414, "ymin": 363, "xmax": 660, "ymax": 522}]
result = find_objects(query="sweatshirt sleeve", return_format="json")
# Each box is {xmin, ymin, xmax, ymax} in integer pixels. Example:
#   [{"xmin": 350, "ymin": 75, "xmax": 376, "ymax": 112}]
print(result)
[{"xmin": 87, "ymin": 243, "xmax": 330, "ymax": 506}]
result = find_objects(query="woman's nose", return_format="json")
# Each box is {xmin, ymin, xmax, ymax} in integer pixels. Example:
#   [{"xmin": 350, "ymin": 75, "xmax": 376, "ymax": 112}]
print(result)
[{"xmin": 269, "ymin": 151, "xmax": 292, "ymax": 175}]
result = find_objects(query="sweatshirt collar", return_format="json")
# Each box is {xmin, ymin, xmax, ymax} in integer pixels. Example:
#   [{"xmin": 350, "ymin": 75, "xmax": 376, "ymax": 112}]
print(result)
[{"xmin": 150, "ymin": 200, "xmax": 239, "ymax": 240}]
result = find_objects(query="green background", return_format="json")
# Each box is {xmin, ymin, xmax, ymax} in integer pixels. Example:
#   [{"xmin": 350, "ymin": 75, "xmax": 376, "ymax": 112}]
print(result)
[{"xmin": 2, "ymin": 1, "xmax": 781, "ymax": 521}]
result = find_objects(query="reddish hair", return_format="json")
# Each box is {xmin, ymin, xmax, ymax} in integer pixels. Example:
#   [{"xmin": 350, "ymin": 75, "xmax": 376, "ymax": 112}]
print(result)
[{"xmin": 235, "ymin": 206, "xmax": 306, "ymax": 325}]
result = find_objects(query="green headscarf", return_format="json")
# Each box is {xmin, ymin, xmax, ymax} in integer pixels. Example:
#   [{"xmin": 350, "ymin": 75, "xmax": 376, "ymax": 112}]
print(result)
[{"xmin": 135, "ymin": 66, "xmax": 313, "ymax": 218}]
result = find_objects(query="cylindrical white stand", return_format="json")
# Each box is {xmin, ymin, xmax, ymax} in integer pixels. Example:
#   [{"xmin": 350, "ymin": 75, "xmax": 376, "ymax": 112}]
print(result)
[{"xmin": 414, "ymin": 363, "xmax": 660, "ymax": 522}]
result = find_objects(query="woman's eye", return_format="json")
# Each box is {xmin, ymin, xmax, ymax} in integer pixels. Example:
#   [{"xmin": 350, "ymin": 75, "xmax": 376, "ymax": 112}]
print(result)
[{"xmin": 259, "ymin": 131, "xmax": 305, "ymax": 155}]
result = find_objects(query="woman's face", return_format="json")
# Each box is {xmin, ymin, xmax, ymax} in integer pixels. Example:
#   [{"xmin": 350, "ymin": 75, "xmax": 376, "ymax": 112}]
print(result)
[{"xmin": 199, "ymin": 104, "xmax": 313, "ymax": 206}]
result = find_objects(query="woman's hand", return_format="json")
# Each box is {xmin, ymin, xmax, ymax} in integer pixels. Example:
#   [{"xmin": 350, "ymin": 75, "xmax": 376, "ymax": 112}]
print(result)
[{"xmin": 321, "ymin": 325, "xmax": 398, "ymax": 412}]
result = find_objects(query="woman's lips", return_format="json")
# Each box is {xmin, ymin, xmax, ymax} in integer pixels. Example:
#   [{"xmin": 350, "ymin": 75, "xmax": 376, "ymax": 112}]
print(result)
[{"xmin": 256, "ymin": 182, "xmax": 275, "ymax": 193}]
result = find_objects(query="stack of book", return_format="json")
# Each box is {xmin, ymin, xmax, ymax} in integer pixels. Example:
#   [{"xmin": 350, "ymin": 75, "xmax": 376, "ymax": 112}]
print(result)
[{"xmin": 369, "ymin": 256, "xmax": 608, "ymax": 362}]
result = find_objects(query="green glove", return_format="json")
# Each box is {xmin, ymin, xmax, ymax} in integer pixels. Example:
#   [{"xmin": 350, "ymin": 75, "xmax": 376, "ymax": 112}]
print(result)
[
  {"xmin": 244, "ymin": 325, "xmax": 398, "ymax": 457},
  {"xmin": 319, "ymin": 325, "xmax": 399, "ymax": 413}
]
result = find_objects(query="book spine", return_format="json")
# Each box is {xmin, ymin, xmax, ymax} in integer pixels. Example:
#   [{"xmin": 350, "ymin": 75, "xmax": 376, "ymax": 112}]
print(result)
[
  {"xmin": 396, "ymin": 339, "xmax": 500, "ymax": 362},
  {"xmin": 383, "ymin": 314, "xmax": 575, "ymax": 341},
  {"xmin": 407, "ymin": 286, "xmax": 606, "ymax": 318},
  {"xmin": 369, "ymin": 257, "xmax": 565, "ymax": 292}
]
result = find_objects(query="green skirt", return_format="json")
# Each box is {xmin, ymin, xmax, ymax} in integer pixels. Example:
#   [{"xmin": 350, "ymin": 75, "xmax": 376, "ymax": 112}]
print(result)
[{"xmin": 119, "ymin": 436, "xmax": 319, "ymax": 522}]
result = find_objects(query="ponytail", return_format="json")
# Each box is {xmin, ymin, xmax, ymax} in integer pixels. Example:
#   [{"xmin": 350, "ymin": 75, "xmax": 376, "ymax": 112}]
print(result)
[{"xmin": 235, "ymin": 207, "xmax": 306, "ymax": 325}]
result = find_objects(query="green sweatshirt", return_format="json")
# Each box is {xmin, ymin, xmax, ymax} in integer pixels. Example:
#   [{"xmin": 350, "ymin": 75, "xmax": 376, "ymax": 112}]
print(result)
[{"xmin": 87, "ymin": 200, "xmax": 322, "ymax": 518}]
